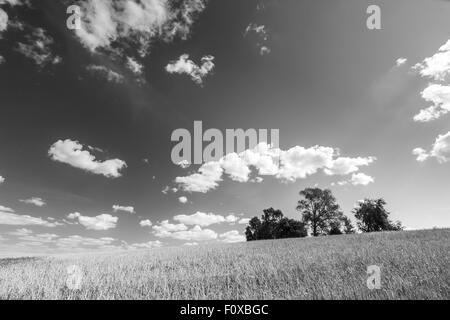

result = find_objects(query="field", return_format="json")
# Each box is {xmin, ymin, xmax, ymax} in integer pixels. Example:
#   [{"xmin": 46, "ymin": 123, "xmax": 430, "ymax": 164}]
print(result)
[{"xmin": 0, "ymin": 229, "xmax": 449, "ymax": 300}]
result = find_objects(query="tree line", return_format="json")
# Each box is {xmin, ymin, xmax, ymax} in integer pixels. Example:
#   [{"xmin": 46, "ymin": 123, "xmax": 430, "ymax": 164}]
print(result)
[{"xmin": 245, "ymin": 188, "xmax": 403, "ymax": 241}]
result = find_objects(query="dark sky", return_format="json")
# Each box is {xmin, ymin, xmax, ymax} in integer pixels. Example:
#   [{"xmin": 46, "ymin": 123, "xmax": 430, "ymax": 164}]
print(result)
[{"xmin": 1, "ymin": 0, "xmax": 450, "ymax": 256}]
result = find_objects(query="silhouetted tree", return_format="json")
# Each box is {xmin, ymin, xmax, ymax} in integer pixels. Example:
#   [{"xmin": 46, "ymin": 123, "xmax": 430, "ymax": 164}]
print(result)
[
  {"xmin": 245, "ymin": 217, "xmax": 262, "ymax": 241},
  {"xmin": 296, "ymin": 188, "xmax": 343, "ymax": 236},
  {"xmin": 274, "ymin": 218, "xmax": 308, "ymax": 238},
  {"xmin": 328, "ymin": 220, "xmax": 343, "ymax": 235},
  {"xmin": 353, "ymin": 199, "xmax": 403, "ymax": 232},
  {"xmin": 245, "ymin": 208, "xmax": 307, "ymax": 241}
]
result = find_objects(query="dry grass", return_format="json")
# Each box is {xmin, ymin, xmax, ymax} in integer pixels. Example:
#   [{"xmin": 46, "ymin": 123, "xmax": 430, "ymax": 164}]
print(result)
[{"xmin": 0, "ymin": 229, "xmax": 449, "ymax": 300}]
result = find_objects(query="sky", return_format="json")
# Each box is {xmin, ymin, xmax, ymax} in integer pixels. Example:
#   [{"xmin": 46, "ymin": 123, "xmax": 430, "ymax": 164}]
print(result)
[{"xmin": 1, "ymin": 0, "xmax": 450, "ymax": 256}]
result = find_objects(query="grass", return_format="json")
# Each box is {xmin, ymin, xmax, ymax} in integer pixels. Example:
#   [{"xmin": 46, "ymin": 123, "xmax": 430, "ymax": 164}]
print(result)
[{"xmin": 0, "ymin": 229, "xmax": 449, "ymax": 300}]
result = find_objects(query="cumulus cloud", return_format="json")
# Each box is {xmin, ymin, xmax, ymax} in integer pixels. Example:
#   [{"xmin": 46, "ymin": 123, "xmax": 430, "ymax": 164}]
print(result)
[
  {"xmin": 414, "ymin": 39, "xmax": 450, "ymax": 81},
  {"xmin": 139, "ymin": 219, "xmax": 152, "ymax": 227},
  {"xmin": 126, "ymin": 56, "xmax": 144, "ymax": 75},
  {"xmin": 128, "ymin": 240, "xmax": 162, "ymax": 249},
  {"xmin": 165, "ymin": 54, "xmax": 215, "ymax": 85},
  {"xmin": 16, "ymin": 28, "xmax": 61, "ymax": 67},
  {"xmin": 86, "ymin": 64, "xmax": 125, "ymax": 83},
  {"xmin": 155, "ymin": 224, "xmax": 217, "ymax": 241},
  {"xmin": 162, "ymin": 186, "xmax": 178, "ymax": 194},
  {"xmin": 0, "ymin": 207, "xmax": 58, "ymax": 227},
  {"xmin": 413, "ymin": 84, "xmax": 450, "ymax": 122},
  {"xmin": 19, "ymin": 197, "xmax": 46, "ymax": 207},
  {"xmin": 413, "ymin": 38, "xmax": 450, "ymax": 122},
  {"xmin": 177, "ymin": 160, "xmax": 190, "ymax": 169},
  {"xmin": 413, "ymin": 131, "xmax": 450, "ymax": 163},
  {"xmin": 175, "ymin": 161, "xmax": 223, "ymax": 193},
  {"xmin": 396, "ymin": 57, "xmax": 407, "ymax": 67},
  {"xmin": 0, "ymin": 8, "xmax": 7, "ymax": 33},
  {"xmin": 112, "ymin": 205, "xmax": 135, "ymax": 214},
  {"xmin": 152, "ymin": 220, "xmax": 188, "ymax": 237},
  {"xmin": 350, "ymin": 173, "xmax": 374, "ymax": 186},
  {"xmin": 238, "ymin": 218, "xmax": 250, "ymax": 225},
  {"xmin": 67, "ymin": 212, "xmax": 118, "ymax": 230},
  {"xmin": 173, "ymin": 212, "xmax": 240, "ymax": 227},
  {"xmin": 219, "ymin": 230, "xmax": 245, "ymax": 243},
  {"xmin": 0, "ymin": 205, "xmax": 14, "ymax": 212},
  {"xmin": 412, "ymin": 147, "xmax": 429, "ymax": 162},
  {"xmin": 73, "ymin": 0, "xmax": 206, "ymax": 56},
  {"xmin": 175, "ymin": 142, "xmax": 375, "ymax": 193},
  {"xmin": 178, "ymin": 196, "xmax": 188, "ymax": 204},
  {"xmin": 48, "ymin": 139, "xmax": 126, "ymax": 178}
]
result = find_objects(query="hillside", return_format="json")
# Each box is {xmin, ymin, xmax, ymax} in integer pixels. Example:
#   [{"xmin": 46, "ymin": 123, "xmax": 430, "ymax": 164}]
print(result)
[{"xmin": 0, "ymin": 229, "xmax": 449, "ymax": 299}]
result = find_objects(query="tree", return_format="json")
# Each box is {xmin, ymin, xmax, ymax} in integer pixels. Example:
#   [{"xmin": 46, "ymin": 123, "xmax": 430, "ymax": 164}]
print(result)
[
  {"xmin": 245, "ymin": 217, "xmax": 262, "ymax": 241},
  {"xmin": 342, "ymin": 216, "xmax": 355, "ymax": 234},
  {"xmin": 353, "ymin": 198, "xmax": 403, "ymax": 233},
  {"xmin": 274, "ymin": 218, "xmax": 308, "ymax": 238},
  {"xmin": 296, "ymin": 188, "xmax": 343, "ymax": 236},
  {"xmin": 245, "ymin": 208, "xmax": 307, "ymax": 241}
]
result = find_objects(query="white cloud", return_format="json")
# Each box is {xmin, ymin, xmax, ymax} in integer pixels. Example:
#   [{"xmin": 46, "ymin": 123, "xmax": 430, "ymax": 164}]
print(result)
[
  {"xmin": 176, "ymin": 142, "xmax": 375, "ymax": 193},
  {"xmin": 152, "ymin": 220, "xmax": 188, "ymax": 237},
  {"xmin": 8, "ymin": 228, "xmax": 33, "ymax": 237},
  {"xmin": 139, "ymin": 219, "xmax": 152, "ymax": 227},
  {"xmin": 178, "ymin": 160, "xmax": 190, "ymax": 169},
  {"xmin": 350, "ymin": 173, "xmax": 374, "ymax": 186},
  {"xmin": 48, "ymin": 139, "xmax": 126, "ymax": 178},
  {"xmin": 184, "ymin": 242, "xmax": 198, "ymax": 246},
  {"xmin": 86, "ymin": 65, "xmax": 125, "ymax": 83},
  {"xmin": 19, "ymin": 197, "xmax": 46, "ymax": 207},
  {"xmin": 16, "ymin": 28, "xmax": 61, "ymax": 67},
  {"xmin": 73, "ymin": 0, "xmax": 206, "ymax": 56},
  {"xmin": 0, "ymin": 205, "xmax": 14, "ymax": 212},
  {"xmin": 157, "ymin": 225, "xmax": 217, "ymax": 241},
  {"xmin": 175, "ymin": 161, "xmax": 223, "ymax": 193},
  {"xmin": 396, "ymin": 57, "xmax": 407, "ymax": 67},
  {"xmin": 219, "ymin": 230, "xmax": 246, "ymax": 243},
  {"xmin": 238, "ymin": 218, "xmax": 250, "ymax": 225},
  {"xmin": 0, "ymin": 8, "xmax": 8, "ymax": 32},
  {"xmin": 413, "ymin": 84, "xmax": 450, "ymax": 122},
  {"xmin": 324, "ymin": 156, "xmax": 376, "ymax": 176},
  {"xmin": 336, "ymin": 172, "xmax": 374, "ymax": 186},
  {"xmin": 67, "ymin": 212, "xmax": 118, "ymax": 230},
  {"xmin": 0, "ymin": 175, "xmax": 5, "ymax": 184},
  {"xmin": 0, "ymin": 209, "xmax": 58, "ymax": 227},
  {"xmin": 112, "ymin": 205, "xmax": 135, "ymax": 214},
  {"xmin": 413, "ymin": 131, "xmax": 450, "ymax": 163},
  {"xmin": 412, "ymin": 147, "xmax": 429, "ymax": 162},
  {"xmin": 165, "ymin": 54, "xmax": 215, "ymax": 85},
  {"xmin": 220, "ymin": 153, "xmax": 251, "ymax": 182},
  {"xmin": 414, "ymin": 39, "xmax": 450, "ymax": 81},
  {"xmin": 173, "ymin": 212, "xmax": 239, "ymax": 227},
  {"xmin": 178, "ymin": 196, "xmax": 188, "ymax": 204},
  {"xmin": 128, "ymin": 240, "xmax": 162, "ymax": 249},
  {"xmin": 126, "ymin": 56, "xmax": 144, "ymax": 75}
]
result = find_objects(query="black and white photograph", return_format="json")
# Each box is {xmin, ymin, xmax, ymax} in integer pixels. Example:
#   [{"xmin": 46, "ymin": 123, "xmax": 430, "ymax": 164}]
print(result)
[{"xmin": 0, "ymin": 0, "xmax": 449, "ymax": 306}]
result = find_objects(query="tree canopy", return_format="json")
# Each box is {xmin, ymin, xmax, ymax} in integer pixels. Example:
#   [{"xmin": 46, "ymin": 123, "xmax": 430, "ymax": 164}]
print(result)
[
  {"xmin": 353, "ymin": 198, "xmax": 403, "ymax": 232},
  {"xmin": 245, "ymin": 208, "xmax": 307, "ymax": 241},
  {"xmin": 296, "ymin": 188, "xmax": 350, "ymax": 236}
]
